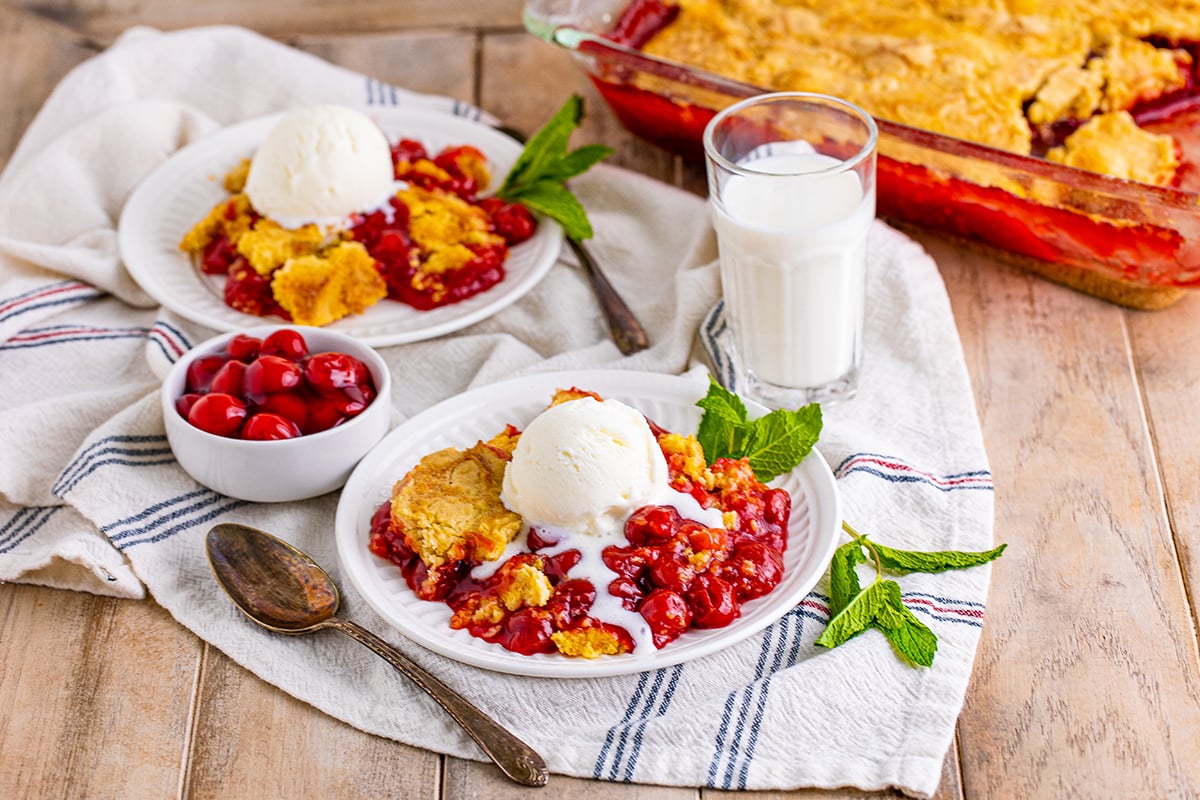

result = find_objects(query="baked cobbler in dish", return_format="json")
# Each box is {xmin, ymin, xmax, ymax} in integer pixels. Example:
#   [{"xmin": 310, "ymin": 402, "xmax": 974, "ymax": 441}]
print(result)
[
  {"xmin": 367, "ymin": 389, "xmax": 793, "ymax": 658},
  {"xmin": 623, "ymin": 0, "xmax": 1200, "ymax": 185}
]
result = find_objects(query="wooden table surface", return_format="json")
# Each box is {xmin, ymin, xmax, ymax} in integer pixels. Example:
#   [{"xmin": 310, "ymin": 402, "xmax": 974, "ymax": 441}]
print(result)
[{"xmin": 2, "ymin": 2, "xmax": 1199, "ymax": 798}]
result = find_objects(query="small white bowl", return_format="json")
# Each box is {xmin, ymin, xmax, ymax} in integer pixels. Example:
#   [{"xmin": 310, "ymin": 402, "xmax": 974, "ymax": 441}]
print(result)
[{"xmin": 162, "ymin": 325, "xmax": 392, "ymax": 503}]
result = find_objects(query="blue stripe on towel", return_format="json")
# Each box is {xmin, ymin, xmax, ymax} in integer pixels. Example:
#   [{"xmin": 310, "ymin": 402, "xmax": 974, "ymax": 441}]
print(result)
[
  {"xmin": 53, "ymin": 435, "xmax": 172, "ymax": 496},
  {"xmin": 102, "ymin": 489, "xmax": 247, "ymax": 550},
  {"xmin": 0, "ymin": 506, "xmax": 60, "ymax": 553},
  {"xmin": 593, "ymin": 663, "xmax": 685, "ymax": 781}
]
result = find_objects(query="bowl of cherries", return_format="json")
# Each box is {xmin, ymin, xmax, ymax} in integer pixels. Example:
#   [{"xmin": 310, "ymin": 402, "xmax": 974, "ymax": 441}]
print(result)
[{"xmin": 162, "ymin": 325, "xmax": 392, "ymax": 502}]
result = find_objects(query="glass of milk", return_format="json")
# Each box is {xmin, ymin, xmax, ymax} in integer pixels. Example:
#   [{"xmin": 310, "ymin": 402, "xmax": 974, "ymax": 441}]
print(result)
[{"xmin": 703, "ymin": 93, "xmax": 877, "ymax": 407}]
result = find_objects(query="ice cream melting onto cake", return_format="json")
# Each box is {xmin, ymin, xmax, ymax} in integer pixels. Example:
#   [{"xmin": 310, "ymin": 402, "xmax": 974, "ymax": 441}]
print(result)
[{"xmin": 493, "ymin": 397, "xmax": 723, "ymax": 651}]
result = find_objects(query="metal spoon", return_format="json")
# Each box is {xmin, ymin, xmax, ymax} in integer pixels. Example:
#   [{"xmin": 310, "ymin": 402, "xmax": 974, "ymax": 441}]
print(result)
[{"xmin": 205, "ymin": 522, "xmax": 549, "ymax": 788}]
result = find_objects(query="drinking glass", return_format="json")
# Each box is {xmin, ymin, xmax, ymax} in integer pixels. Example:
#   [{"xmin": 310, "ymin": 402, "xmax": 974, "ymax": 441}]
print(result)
[{"xmin": 704, "ymin": 92, "xmax": 877, "ymax": 406}]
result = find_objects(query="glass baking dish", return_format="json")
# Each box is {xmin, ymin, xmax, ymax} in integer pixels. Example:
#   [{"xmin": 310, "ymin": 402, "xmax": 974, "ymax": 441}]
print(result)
[{"xmin": 524, "ymin": 0, "xmax": 1200, "ymax": 309}]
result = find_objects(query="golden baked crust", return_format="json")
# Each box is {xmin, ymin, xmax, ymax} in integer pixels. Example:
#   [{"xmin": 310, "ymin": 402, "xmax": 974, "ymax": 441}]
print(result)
[
  {"xmin": 642, "ymin": 0, "xmax": 1195, "ymax": 183},
  {"xmin": 1046, "ymin": 111, "xmax": 1180, "ymax": 186},
  {"xmin": 389, "ymin": 435, "xmax": 522, "ymax": 569},
  {"xmin": 269, "ymin": 241, "xmax": 387, "ymax": 327}
]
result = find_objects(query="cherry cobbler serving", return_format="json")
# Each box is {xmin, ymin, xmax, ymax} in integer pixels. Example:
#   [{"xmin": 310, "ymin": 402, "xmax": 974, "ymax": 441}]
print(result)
[
  {"xmin": 180, "ymin": 137, "xmax": 537, "ymax": 326},
  {"xmin": 367, "ymin": 388, "xmax": 792, "ymax": 658}
]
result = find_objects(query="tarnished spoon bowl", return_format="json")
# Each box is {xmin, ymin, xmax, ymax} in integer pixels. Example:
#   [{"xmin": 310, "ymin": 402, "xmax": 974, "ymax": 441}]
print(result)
[{"xmin": 206, "ymin": 522, "xmax": 548, "ymax": 787}]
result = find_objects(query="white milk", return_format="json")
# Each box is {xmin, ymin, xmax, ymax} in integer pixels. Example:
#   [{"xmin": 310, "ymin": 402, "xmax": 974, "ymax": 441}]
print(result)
[{"xmin": 712, "ymin": 151, "xmax": 874, "ymax": 389}]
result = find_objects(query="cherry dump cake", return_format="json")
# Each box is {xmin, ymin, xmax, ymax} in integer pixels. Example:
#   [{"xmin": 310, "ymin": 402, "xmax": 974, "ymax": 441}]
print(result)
[
  {"xmin": 367, "ymin": 388, "xmax": 792, "ymax": 658},
  {"xmin": 620, "ymin": 0, "xmax": 1200, "ymax": 186},
  {"xmin": 180, "ymin": 129, "xmax": 537, "ymax": 326}
]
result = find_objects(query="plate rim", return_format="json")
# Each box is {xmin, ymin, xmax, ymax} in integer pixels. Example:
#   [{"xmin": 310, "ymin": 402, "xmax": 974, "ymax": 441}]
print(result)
[
  {"xmin": 334, "ymin": 368, "xmax": 842, "ymax": 679},
  {"xmin": 117, "ymin": 106, "xmax": 563, "ymax": 346}
]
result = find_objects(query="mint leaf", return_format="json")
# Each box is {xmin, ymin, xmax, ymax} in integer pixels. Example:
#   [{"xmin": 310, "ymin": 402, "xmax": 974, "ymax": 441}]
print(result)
[
  {"xmin": 828, "ymin": 539, "xmax": 867, "ymax": 616},
  {"xmin": 870, "ymin": 540, "xmax": 1007, "ymax": 574},
  {"xmin": 541, "ymin": 143, "xmax": 614, "ymax": 182},
  {"xmin": 815, "ymin": 577, "xmax": 890, "ymax": 649},
  {"xmin": 502, "ymin": 95, "xmax": 582, "ymax": 191},
  {"xmin": 501, "ymin": 179, "xmax": 594, "ymax": 240},
  {"xmin": 816, "ymin": 576, "xmax": 938, "ymax": 666},
  {"xmin": 874, "ymin": 580, "xmax": 938, "ymax": 666},
  {"xmin": 821, "ymin": 523, "xmax": 1004, "ymax": 668},
  {"xmin": 696, "ymin": 379, "xmax": 749, "ymax": 462},
  {"xmin": 742, "ymin": 405, "xmax": 823, "ymax": 481},
  {"xmin": 496, "ymin": 94, "xmax": 610, "ymax": 241},
  {"xmin": 693, "ymin": 378, "xmax": 821, "ymax": 481}
]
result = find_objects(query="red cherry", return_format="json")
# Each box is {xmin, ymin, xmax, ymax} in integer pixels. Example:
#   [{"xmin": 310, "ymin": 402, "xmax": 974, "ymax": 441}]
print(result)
[
  {"xmin": 242, "ymin": 413, "xmax": 302, "ymax": 440},
  {"xmin": 186, "ymin": 393, "xmax": 247, "ymax": 437},
  {"xmin": 259, "ymin": 329, "xmax": 309, "ymax": 361},
  {"xmin": 499, "ymin": 608, "xmax": 556, "ymax": 656},
  {"xmin": 208, "ymin": 359, "xmax": 247, "ymax": 396},
  {"xmin": 184, "ymin": 354, "xmax": 229, "ymax": 394},
  {"xmin": 303, "ymin": 352, "xmax": 374, "ymax": 399},
  {"xmin": 200, "ymin": 236, "xmax": 238, "ymax": 275},
  {"xmin": 608, "ymin": 577, "xmax": 644, "ymax": 610},
  {"xmin": 254, "ymin": 390, "xmax": 309, "ymax": 430},
  {"xmin": 483, "ymin": 199, "xmax": 537, "ymax": 245},
  {"xmin": 226, "ymin": 334, "xmax": 261, "ymax": 362},
  {"xmin": 175, "ymin": 393, "xmax": 203, "ymax": 419},
  {"xmin": 686, "ymin": 574, "xmax": 740, "ymax": 629},
  {"xmin": 684, "ymin": 523, "xmax": 728, "ymax": 555},
  {"xmin": 625, "ymin": 505, "xmax": 680, "ymax": 546},
  {"xmin": 647, "ymin": 551, "xmax": 696, "ymax": 593},
  {"xmin": 540, "ymin": 549, "xmax": 581, "ymax": 583},
  {"xmin": 390, "ymin": 138, "xmax": 428, "ymax": 167},
  {"xmin": 302, "ymin": 394, "xmax": 345, "ymax": 434},
  {"xmin": 546, "ymin": 579, "xmax": 595, "ymax": 627},
  {"xmin": 718, "ymin": 541, "xmax": 785, "ymax": 600},
  {"xmin": 639, "ymin": 588, "xmax": 692, "ymax": 649},
  {"xmin": 243, "ymin": 355, "xmax": 302, "ymax": 400}
]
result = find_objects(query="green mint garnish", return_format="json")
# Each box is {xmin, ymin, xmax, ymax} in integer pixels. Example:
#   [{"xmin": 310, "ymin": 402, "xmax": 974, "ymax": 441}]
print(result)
[
  {"xmin": 496, "ymin": 94, "xmax": 613, "ymax": 241},
  {"xmin": 815, "ymin": 522, "xmax": 1006, "ymax": 667},
  {"xmin": 694, "ymin": 377, "xmax": 821, "ymax": 481},
  {"xmin": 692, "ymin": 380, "xmax": 1006, "ymax": 668}
]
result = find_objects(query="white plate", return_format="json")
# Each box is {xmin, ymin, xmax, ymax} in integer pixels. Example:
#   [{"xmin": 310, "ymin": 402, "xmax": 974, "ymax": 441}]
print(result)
[
  {"xmin": 118, "ymin": 108, "xmax": 563, "ymax": 346},
  {"xmin": 335, "ymin": 369, "xmax": 841, "ymax": 678}
]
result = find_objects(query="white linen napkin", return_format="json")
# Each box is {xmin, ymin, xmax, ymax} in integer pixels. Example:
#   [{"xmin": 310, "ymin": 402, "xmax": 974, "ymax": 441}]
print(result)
[{"xmin": 0, "ymin": 25, "xmax": 996, "ymax": 798}]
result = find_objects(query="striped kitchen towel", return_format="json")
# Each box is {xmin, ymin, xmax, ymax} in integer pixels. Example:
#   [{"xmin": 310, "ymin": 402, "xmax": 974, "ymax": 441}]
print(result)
[{"xmin": 0, "ymin": 25, "xmax": 995, "ymax": 798}]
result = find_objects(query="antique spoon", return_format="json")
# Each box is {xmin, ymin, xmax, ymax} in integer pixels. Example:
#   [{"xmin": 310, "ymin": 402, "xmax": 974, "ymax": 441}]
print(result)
[
  {"xmin": 205, "ymin": 522, "xmax": 549, "ymax": 788},
  {"xmin": 493, "ymin": 124, "xmax": 650, "ymax": 355}
]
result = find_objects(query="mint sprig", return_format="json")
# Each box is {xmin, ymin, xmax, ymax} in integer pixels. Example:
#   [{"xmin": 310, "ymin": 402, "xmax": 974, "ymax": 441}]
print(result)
[
  {"xmin": 496, "ymin": 94, "xmax": 613, "ymax": 241},
  {"xmin": 692, "ymin": 380, "xmax": 1006, "ymax": 668},
  {"xmin": 695, "ymin": 377, "xmax": 821, "ymax": 481},
  {"xmin": 816, "ymin": 522, "xmax": 1006, "ymax": 667}
]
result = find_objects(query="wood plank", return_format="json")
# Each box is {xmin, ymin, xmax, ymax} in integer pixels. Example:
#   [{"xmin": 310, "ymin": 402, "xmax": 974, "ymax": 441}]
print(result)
[
  {"xmin": 0, "ymin": 3, "xmax": 96, "ymax": 169},
  {"xmin": 447, "ymin": 757, "xmax": 701, "ymax": 798},
  {"xmin": 0, "ymin": 10, "xmax": 196, "ymax": 799},
  {"xmin": 184, "ymin": 646, "xmax": 441, "ymax": 799},
  {"xmin": 1128, "ymin": 291, "xmax": 1200, "ymax": 632},
  {"xmin": 289, "ymin": 29, "xmax": 476, "ymax": 103},
  {"xmin": 924, "ymin": 233, "xmax": 1200, "ymax": 798},
  {"xmin": 0, "ymin": 585, "xmax": 200, "ymax": 798},
  {"xmin": 479, "ymin": 31, "xmax": 679, "ymax": 183},
  {"xmin": 12, "ymin": 0, "xmax": 525, "ymax": 44}
]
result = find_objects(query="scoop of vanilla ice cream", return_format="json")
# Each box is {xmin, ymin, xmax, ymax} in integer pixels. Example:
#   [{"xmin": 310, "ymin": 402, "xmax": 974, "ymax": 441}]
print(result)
[
  {"xmin": 244, "ymin": 105, "xmax": 395, "ymax": 229},
  {"xmin": 501, "ymin": 397, "xmax": 670, "ymax": 538}
]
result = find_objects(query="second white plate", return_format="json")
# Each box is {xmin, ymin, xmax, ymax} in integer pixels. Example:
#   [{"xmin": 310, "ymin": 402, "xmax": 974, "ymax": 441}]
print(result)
[
  {"xmin": 118, "ymin": 107, "xmax": 563, "ymax": 346},
  {"xmin": 334, "ymin": 369, "xmax": 841, "ymax": 678}
]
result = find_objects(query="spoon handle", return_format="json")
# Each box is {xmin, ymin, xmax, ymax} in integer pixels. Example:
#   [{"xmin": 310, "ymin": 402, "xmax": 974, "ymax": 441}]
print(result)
[
  {"xmin": 329, "ymin": 617, "xmax": 549, "ymax": 787},
  {"xmin": 569, "ymin": 237, "xmax": 650, "ymax": 356}
]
